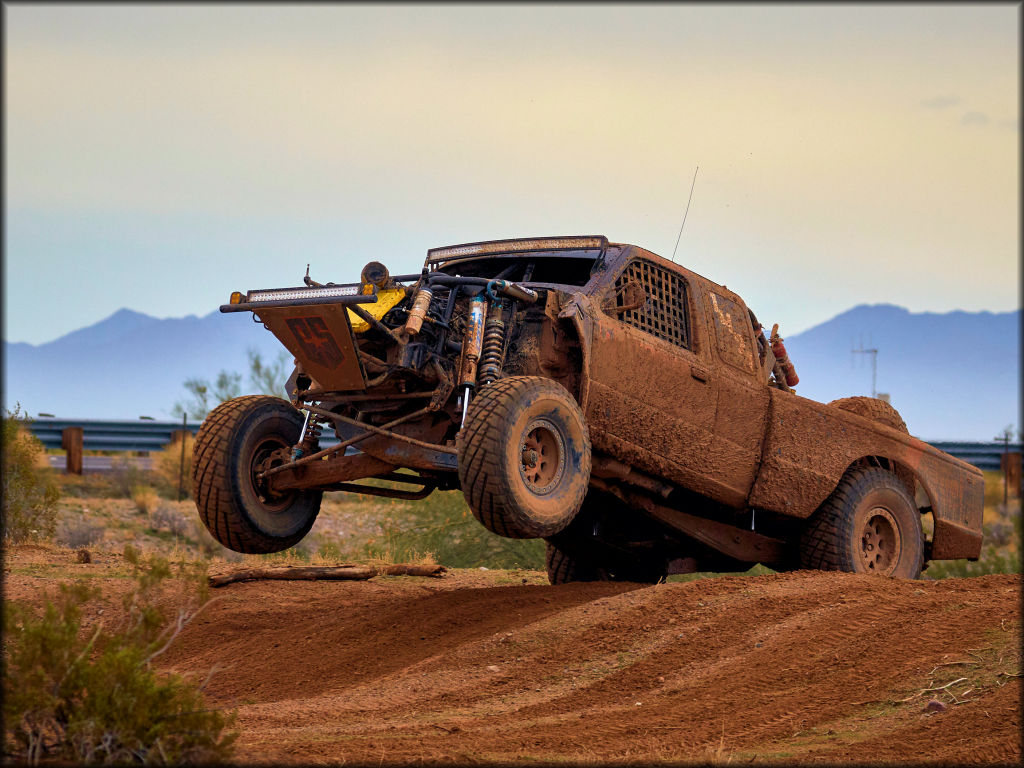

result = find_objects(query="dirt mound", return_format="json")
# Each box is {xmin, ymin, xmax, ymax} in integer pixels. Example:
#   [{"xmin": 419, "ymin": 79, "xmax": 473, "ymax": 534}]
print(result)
[{"xmin": 151, "ymin": 569, "xmax": 1021, "ymax": 764}]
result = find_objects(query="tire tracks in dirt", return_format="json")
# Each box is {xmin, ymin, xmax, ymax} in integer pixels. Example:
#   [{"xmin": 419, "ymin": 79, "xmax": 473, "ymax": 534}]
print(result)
[{"xmin": 11, "ymin": 562, "xmax": 999, "ymax": 765}]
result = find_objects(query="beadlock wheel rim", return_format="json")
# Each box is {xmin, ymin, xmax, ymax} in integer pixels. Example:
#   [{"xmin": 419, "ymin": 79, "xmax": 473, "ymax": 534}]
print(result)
[
  {"xmin": 861, "ymin": 506, "xmax": 901, "ymax": 575},
  {"xmin": 250, "ymin": 437, "xmax": 294, "ymax": 511},
  {"xmin": 519, "ymin": 418, "xmax": 566, "ymax": 496}
]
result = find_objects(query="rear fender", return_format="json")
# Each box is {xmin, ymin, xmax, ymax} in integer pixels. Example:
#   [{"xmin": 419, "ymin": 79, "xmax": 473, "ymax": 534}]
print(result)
[
  {"xmin": 845, "ymin": 454, "xmax": 983, "ymax": 561},
  {"xmin": 749, "ymin": 391, "xmax": 983, "ymax": 559}
]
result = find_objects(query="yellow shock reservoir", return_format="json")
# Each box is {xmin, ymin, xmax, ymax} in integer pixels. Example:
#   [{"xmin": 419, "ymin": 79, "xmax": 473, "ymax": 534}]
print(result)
[
  {"xmin": 402, "ymin": 286, "xmax": 434, "ymax": 336},
  {"xmin": 347, "ymin": 287, "xmax": 406, "ymax": 333}
]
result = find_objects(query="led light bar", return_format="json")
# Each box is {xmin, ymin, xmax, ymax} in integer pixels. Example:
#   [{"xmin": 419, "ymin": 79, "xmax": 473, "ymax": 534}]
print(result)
[
  {"xmin": 247, "ymin": 285, "xmax": 360, "ymax": 303},
  {"xmin": 427, "ymin": 235, "xmax": 607, "ymax": 263}
]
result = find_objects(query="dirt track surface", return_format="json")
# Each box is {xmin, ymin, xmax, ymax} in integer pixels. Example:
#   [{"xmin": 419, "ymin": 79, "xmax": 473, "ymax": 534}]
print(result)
[
  {"xmin": 4, "ymin": 547, "xmax": 1020, "ymax": 765},
  {"xmin": 149, "ymin": 568, "xmax": 1019, "ymax": 765}
]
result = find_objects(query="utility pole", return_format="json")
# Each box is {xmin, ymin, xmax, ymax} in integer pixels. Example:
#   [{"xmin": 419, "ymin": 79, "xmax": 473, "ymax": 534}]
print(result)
[
  {"xmin": 852, "ymin": 343, "xmax": 879, "ymax": 398},
  {"xmin": 178, "ymin": 412, "xmax": 187, "ymax": 502},
  {"xmin": 995, "ymin": 427, "xmax": 1012, "ymax": 507}
]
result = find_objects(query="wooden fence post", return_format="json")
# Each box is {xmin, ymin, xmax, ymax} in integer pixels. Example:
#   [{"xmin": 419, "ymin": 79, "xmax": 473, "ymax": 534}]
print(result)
[
  {"xmin": 1001, "ymin": 452, "xmax": 1022, "ymax": 499},
  {"xmin": 61, "ymin": 427, "xmax": 83, "ymax": 475}
]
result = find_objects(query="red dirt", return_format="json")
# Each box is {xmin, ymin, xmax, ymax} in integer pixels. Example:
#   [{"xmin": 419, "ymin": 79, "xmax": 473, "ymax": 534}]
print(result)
[{"xmin": 5, "ymin": 549, "xmax": 1021, "ymax": 764}]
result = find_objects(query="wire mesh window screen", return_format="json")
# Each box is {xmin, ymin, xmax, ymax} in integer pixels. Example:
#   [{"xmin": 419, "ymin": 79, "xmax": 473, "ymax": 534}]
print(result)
[{"xmin": 614, "ymin": 260, "xmax": 691, "ymax": 349}]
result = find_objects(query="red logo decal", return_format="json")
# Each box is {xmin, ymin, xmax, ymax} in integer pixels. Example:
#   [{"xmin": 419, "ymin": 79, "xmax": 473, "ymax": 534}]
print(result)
[{"xmin": 286, "ymin": 316, "xmax": 345, "ymax": 368}]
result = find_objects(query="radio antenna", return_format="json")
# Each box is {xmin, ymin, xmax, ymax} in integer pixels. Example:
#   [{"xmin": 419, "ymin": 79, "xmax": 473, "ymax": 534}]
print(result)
[{"xmin": 670, "ymin": 164, "xmax": 699, "ymax": 263}]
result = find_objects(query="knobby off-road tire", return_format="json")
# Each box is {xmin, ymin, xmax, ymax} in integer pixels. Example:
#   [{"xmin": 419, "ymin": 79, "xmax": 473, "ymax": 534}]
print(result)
[
  {"xmin": 193, "ymin": 395, "xmax": 322, "ymax": 554},
  {"xmin": 545, "ymin": 541, "xmax": 601, "ymax": 584},
  {"xmin": 545, "ymin": 541, "xmax": 668, "ymax": 585},
  {"xmin": 546, "ymin": 491, "xmax": 669, "ymax": 585},
  {"xmin": 457, "ymin": 376, "xmax": 591, "ymax": 539},
  {"xmin": 800, "ymin": 467, "xmax": 923, "ymax": 578}
]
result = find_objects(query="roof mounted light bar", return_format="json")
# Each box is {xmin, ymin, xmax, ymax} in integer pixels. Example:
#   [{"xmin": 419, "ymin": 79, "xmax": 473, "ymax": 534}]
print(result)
[{"xmin": 427, "ymin": 235, "xmax": 609, "ymax": 264}]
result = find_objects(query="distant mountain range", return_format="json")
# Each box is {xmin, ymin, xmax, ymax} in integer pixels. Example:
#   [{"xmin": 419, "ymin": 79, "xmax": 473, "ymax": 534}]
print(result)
[
  {"xmin": 3, "ymin": 308, "xmax": 283, "ymax": 422},
  {"xmin": 3, "ymin": 303, "xmax": 1019, "ymax": 440},
  {"xmin": 782, "ymin": 304, "xmax": 1019, "ymax": 441}
]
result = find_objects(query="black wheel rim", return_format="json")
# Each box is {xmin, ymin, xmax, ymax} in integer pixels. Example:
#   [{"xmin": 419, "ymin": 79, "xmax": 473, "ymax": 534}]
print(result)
[{"xmin": 249, "ymin": 436, "xmax": 296, "ymax": 511}]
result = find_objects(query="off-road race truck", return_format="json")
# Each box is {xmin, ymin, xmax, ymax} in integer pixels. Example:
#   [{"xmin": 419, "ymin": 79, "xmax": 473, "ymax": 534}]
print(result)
[{"xmin": 193, "ymin": 236, "xmax": 984, "ymax": 582}]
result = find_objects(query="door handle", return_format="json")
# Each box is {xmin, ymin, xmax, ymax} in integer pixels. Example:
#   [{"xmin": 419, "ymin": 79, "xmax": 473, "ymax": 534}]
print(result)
[{"xmin": 690, "ymin": 366, "xmax": 709, "ymax": 383}]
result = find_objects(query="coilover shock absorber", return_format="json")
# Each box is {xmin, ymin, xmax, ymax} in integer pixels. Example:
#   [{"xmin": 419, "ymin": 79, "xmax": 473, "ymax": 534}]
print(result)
[
  {"xmin": 458, "ymin": 294, "xmax": 488, "ymax": 426},
  {"xmin": 292, "ymin": 408, "xmax": 324, "ymax": 460},
  {"xmin": 477, "ymin": 299, "xmax": 507, "ymax": 386}
]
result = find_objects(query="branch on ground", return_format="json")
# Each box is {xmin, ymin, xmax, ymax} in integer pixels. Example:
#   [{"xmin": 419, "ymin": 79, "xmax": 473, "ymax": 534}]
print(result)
[{"xmin": 208, "ymin": 563, "xmax": 447, "ymax": 588}]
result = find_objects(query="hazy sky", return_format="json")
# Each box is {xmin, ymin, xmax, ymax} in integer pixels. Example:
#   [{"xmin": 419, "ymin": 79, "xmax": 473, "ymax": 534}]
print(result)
[{"xmin": 4, "ymin": 4, "xmax": 1020, "ymax": 345}]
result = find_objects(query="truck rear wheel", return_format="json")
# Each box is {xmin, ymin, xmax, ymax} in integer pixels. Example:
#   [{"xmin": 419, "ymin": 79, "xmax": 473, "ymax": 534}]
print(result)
[
  {"xmin": 545, "ymin": 542, "xmax": 667, "ymax": 585},
  {"xmin": 800, "ymin": 467, "xmax": 923, "ymax": 578},
  {"xmin": 193, "ymin": 395, "xmax": 322, "ymax": 554},
  {"xmin": 458, "ymin": 376, "xmax": 591, "ymax": 539}
]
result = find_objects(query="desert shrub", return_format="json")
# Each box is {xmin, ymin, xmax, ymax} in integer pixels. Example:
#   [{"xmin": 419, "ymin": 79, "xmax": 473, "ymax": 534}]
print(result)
[
  {"xmin": 313, "ymin": 537, "xmax": 346, "ymax": 563},
  {"xmin": 2, "ymin": 545, "xmax": 236, "ymax": 764},
  {"xmin": 153, "ymin": 434, "xmax": 194, "ymax": 500},
  {"xmin": 360, "ymin": 489, "xmax": 546, "ymax": 570},
  {"xmin": 189, "ymin": 520, "xmax": 243, "ymax": 562},
  {"xmin": 926, "ymin": 506, "xmax": 1021, "ymax": 579},
  {"xmin": 132, "ymin": 485, "xmax": 161, "ymax": 515},
  {"xmin": 925, "ymin": 545, "xmax": 1021, "ymax": 579},
  {"xmin": 53, "ymin": 472, "xmax": 123, "ymax": 499},
  {"xmin": 108, "ymin": 455, "xmax": 149, "ymax": 499},
  {"xmin": 925, "ymin": 469, "xmax": 1021, "ymax": 579},
  {"xmin": 55, "ymin": 519, "xmax": 105, "ymax": 550},
  {"xmin": 982, "ymin": 469, "xmax": 1013, "ymax": 507},
  {"xmin": 2, "ymin": 406, "xmax": 60, "ymax": 543},
  {"xmin": 985, "ymin": 518, "xmax": 1015, "ymax": 547},
  {"xmin": 149, "ymin": 504, "xmax": 190, "ymax": 537}
]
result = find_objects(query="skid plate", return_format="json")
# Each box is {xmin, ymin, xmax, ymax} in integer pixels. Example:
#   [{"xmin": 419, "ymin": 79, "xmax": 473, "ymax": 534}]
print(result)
[{"xmin": 256, "ymin": 304, "xmax": 366, "ymax": 391}]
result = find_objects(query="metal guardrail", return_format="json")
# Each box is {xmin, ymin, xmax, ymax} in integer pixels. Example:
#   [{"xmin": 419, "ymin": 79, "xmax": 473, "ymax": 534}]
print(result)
[
  {"xmin": 928, "ymin": 442, "xmax": 1022, "ymax": 472},
  {"xmin": 18, "ymin": 419, "xmax": 1020, "ymax": 470},
  {"xmin": 22, "ymin": 418, "xmax": 340, "ymax": 452},
  {"xmin": 24, "ymin": 419, "xmax": 203, "ymax": 452}
]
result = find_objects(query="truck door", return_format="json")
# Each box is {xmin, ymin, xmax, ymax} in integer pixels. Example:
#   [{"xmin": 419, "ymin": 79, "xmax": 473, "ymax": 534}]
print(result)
[
  {"xmin": 586, "ymin": 257, "xmax": 721, "ymax": 497},
  {"xmin": 703, "ymin": 287, "xmax": 770, "ymax": 506}
]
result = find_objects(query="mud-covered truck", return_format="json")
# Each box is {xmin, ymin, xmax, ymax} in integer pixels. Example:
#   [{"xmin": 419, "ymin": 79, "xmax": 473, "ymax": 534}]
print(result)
[{"xmin": 193, "ymin": 236, "xmax": 983, "ymax": 581}]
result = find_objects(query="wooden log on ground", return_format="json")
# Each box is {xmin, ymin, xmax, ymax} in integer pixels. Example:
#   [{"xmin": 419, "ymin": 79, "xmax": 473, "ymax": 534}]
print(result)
[{"xmin": 208, "ymin": 563, "xmax": 447, "ymax": 588}]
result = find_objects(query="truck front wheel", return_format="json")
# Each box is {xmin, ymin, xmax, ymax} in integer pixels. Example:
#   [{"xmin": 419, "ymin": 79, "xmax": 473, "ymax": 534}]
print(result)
[
  {"xmin": 193, "ymin": 395, "xmax": 322, "ymax": 554},
  {"xmin": 458, "ymin": 376, "xmax": 591, "ymax": 539},
  {"xmin": 800, "ymin": 467, "xmax": 923, "ymax": 578}
]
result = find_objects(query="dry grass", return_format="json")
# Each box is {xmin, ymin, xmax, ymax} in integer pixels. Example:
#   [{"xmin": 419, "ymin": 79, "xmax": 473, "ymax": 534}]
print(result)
[
  {"xmin": 131, "ymin": 485, "xmax": 161, "ymax": 515},
  {"xmin": 154, "ymin": 434, "xmax": 195, "ymax": 499},
  {"xmin": 55, "ymin": 519, "xmax": 105, "ymax": 550},
  {"xmin": 926, "ymin": 469, "xmax": 1019, "ymax": 579}
]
